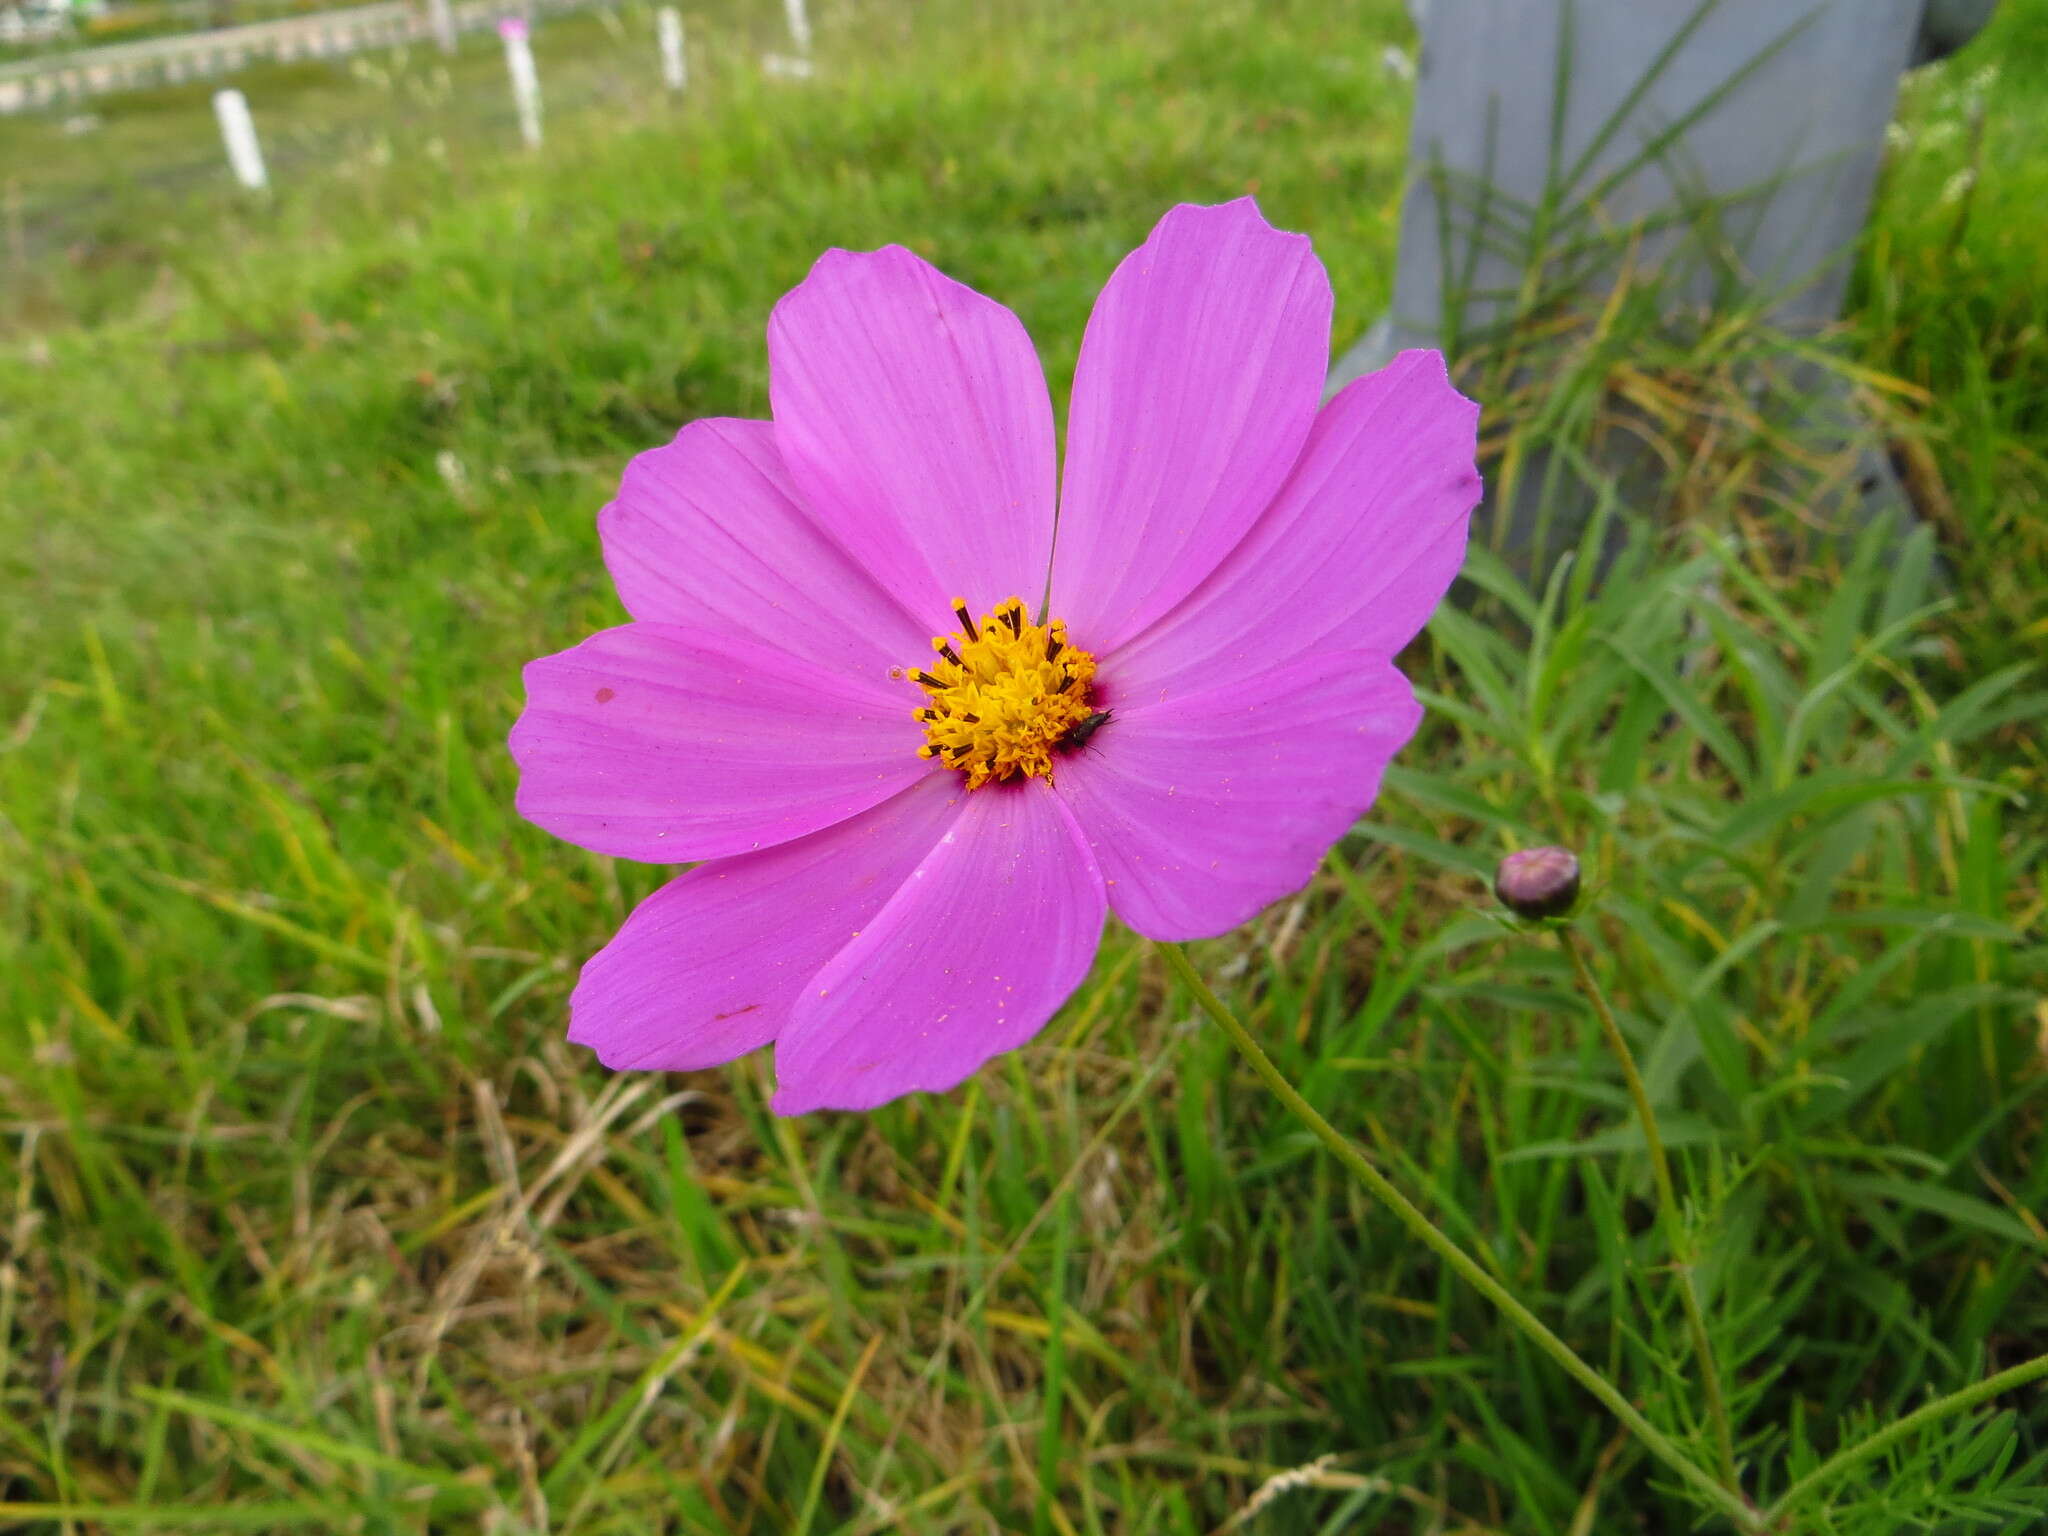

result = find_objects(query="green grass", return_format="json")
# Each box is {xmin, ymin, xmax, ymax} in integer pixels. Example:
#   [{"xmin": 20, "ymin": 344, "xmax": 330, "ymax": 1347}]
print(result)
[
  {"xmin": 2, "ymin": 0, "xmax": 2045, "ymax": 1530},
  {"xmin": 0, "ymin": 0, "xmax": 807, "ymax": 299}
]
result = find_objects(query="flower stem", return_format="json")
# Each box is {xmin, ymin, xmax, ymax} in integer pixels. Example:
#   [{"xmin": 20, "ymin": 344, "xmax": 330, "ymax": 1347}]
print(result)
[
  {"xmin": 1760, "ymin": 1352, "xmax": 2048, "ymax": 1525},
  {"xmin": 1156, "ymin": 941, "xmax": 1759, "ymax": 1531},
  {"xmin": 1559, "ymin": 926, "xmax": 1741, "ymax": 1494}
]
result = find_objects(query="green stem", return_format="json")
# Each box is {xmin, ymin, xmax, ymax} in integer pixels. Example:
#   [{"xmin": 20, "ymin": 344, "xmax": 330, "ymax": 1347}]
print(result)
[
  {"xmin": 1560, "ymin": 927, "xmax": 1741, "ymax": 1493},
  {"xmin": 1761, "ymin": 1352, "xmax": 2048, "ymax": 1526},
  {"xmin": 1157, "ymin": 941, "xmax": 1759, "ymax": 1532}
]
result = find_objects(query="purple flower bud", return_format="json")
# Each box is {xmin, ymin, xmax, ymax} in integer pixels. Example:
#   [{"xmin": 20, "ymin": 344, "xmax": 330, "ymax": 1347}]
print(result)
[{"xmin": 1494, "ymin": 846, "xmax": 1581, "ymax": 921}]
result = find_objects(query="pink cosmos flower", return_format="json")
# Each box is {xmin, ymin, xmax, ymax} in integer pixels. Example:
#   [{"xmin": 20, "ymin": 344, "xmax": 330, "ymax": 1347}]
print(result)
[{"xmin": 510, "ymin": 199, "xmax": 1480, "ymax": 1114}]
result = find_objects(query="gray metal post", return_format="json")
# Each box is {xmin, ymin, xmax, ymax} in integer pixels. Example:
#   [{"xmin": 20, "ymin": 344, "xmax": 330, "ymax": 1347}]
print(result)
[{"xmin": 1336, "ymin": 0, "xmax": 1997, "ymax": 571}]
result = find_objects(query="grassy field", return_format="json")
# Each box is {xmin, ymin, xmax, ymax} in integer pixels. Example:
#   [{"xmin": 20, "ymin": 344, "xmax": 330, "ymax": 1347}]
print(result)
[
  {"xmin": 3, "ymin": 0, "xmax": 2045, "ymax": 1530},
  {"xmin": 1, "ymin": 0, "xmax": 802, "ymax": 272}
]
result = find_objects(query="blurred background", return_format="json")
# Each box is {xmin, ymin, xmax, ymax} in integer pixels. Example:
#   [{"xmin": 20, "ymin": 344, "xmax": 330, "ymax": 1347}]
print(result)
[{"xmin": 2, "ymin": 1, "xmax": 2045, "ymax": 1530}]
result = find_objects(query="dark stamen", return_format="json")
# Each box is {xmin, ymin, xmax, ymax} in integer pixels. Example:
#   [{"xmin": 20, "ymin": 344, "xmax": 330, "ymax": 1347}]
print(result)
[
  {"xmin": 1045, "ymin": 635, "xmax": 1063, "ymax": 661},
  {"xmin": 953, "ymin": 600, "xmax": 975, "ymax": 633},
  {"xmin": 1003, "ymin": 606, "xmax": 1023, "ymax": 635},
  {"xmin": 913, "ymin": 671, "xmax": 945, "ymax": 690},
  {"xmin": 1054, "ymin": 674, "xmax": 1075, "ymax": 693},
  {"xmin": 937, "ymin": 642, "xmax": 963, "ymax": 666}
]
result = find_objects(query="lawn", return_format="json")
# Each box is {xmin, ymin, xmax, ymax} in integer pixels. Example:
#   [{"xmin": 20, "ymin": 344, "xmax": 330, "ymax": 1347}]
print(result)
[{"xmin": 2, "ymin": 0, "xmax": 2044, "ymax": 1530}]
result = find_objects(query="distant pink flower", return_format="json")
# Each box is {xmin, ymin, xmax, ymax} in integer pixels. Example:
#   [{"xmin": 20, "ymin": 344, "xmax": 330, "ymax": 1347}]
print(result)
[{"xmin": 510, "ymin": 200, "xmax": 1480, "ymax": 1114}]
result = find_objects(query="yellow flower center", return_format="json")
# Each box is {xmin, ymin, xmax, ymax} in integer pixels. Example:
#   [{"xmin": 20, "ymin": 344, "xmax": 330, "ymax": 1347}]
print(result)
[{"xmin": 907, "ymin": 596, "xmax": 1103, "ymax": 790}]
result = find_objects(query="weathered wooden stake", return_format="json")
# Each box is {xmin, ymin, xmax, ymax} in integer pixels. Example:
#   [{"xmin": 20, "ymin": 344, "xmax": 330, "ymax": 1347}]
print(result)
[
  {"xmin": 499, "ymin": 17, "xmax": 542, "ymax": 149},
  {"xmin": 212, "ymin": 87, "xmax": 267, "ymax": 190},
  {"xmin": 5, "ymin": 177, "xmax": 26, "ymax": 278},
  {"xmin": 427, "ymin": 0, "xmax": 457, "ymax": 55},
  {"xmin": 657, "ymin": 6, "xmax": 685, "ymax": 91},
  {"xmin": 782, "ymin": 0, "xmax": 811, "ymax": 53}
]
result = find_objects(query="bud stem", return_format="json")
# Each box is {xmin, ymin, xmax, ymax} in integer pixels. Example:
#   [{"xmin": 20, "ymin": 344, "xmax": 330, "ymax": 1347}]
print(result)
[
  {"xmin": 1559, "ymin": 926, "xmax": 1742, "ymax": 1496},
  {"xmin": 1157, "ymin": 940, "xmax": 1759, "ymax": 1531}
]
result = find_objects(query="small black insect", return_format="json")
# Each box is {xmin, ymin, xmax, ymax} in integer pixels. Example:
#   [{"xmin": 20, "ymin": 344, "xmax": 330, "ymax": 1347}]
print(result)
[{"xmin": 1056, "ymin": 710, "xmax": 1114, "ymax": 754}]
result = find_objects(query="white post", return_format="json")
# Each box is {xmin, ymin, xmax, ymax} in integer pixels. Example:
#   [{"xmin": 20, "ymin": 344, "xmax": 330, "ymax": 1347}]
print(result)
[
  {"xmin": 428, "ymin": 0, "xmax": 457, "ymax": 54},
  {"xmin": 781, "ymin": 0, "xmax": 809, "ymax": 53},
  {"xmin": 212, "ymin": 88, "xmax": 268, "ymax": 190},
  {"xmin": 6, "ymin": 178, "xmax": 26, "ymax": 279},
  {"xmin": 656, "ymin": 5, "xmax": 685, "ymax": 91},
  {"xmin": 498, "ymin": 17, "xmax": 541, "ymax": 149}
]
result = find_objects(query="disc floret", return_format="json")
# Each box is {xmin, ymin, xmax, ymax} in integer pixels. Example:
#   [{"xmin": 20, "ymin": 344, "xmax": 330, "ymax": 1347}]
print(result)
[{"xmin": 909, "ymin": 597, "xmax": 1099, "ymax": 789}]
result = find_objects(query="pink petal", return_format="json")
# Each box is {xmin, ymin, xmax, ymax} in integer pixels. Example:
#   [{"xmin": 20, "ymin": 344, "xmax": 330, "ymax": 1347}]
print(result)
[
  {"xmin": 601, "ymin": 418, "xmax": 932, "ymax": 680},
  {"xmin": 1054, "ymin": 651, "xmax": 1422, "ymax": 942},
  {"xmin": 1049, "ymin": 200, "xmax": 1333, "ymax": 655},
  {"xmin": 767, "ymin": 246, "xmax": 1057, "ymax": 632},
  {"xmin": 511, "ymin": 622, "xmax": 926, "ymax": 863},
  {"xmin": 1106, "ymin": 350, "xmax": 1481, "ymax": 698},
  {"xmin": 771, "ymin": 782, "xmax": 1106, "ymax": 1114},
  {"xmin": 567, "ymin": 775, "xmax": 966, "ymax": 1071}
]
